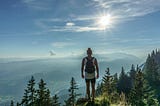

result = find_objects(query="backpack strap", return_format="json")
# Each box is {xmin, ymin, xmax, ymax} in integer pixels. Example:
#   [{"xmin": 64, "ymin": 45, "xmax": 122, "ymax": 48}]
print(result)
[
  {"xmin": 84, "ymin": 57, "xmax": 95, "ymax": 65},
  {"xmin": 84, "ymin": 57, "xmax": 88, "ymax": 65}
]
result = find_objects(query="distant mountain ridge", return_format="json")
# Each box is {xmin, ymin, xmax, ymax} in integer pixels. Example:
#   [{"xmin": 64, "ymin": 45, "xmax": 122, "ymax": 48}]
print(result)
[{"xmin": 0, "ymin": 52, "xmax": 142, "ymax": 105}]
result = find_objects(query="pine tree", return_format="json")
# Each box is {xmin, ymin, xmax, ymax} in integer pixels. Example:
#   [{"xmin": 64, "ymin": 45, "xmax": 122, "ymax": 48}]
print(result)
[
  {"xmin": 37, "ymin": 79, "xmax": 47, "ymax": 106},
  {"xmin": 145, "ymin": 54, "xmax": 160, "ymax": 86},
  {"xmin": 102, "ymin": 68, "xmax": 112, "ymax": 95},
  {"xmin": 21, "ymin": 89, "xmax": 29, "ymax": 106},
  {"xmin": 144, "ymin": 51, "xmax": 160, "ymax": 103},
  {"xmin": 52, "ymin": 94, "xmax": 60, "ymax": 106},
  {"xmin": 102, "ymin": 68, "xmax": 118, "ymax": 103},
  {"xmin": 27, "ymin": 76, "xmax": 36, "ymax": 106},
  {"xmin": 129, "ymin": 70, "xmax": 145, "ymax": 105},
  {"xmin": 21, "ymin": 76, "xmax": 37, "ymax": 106},
  {"xmin": 112, "ymin": 73, "xmax": 119, "ymax": 103},
  {"xmin": 129, "ymin": 64, "xmax": 136, "ymax": 85},
  {"xmin": 117, "ymin": 67, "xmax": 131, "ymax": 96},
  {"xmin": 45, "ymin": 89, "xmax": 52, "ymax": 106},
  {"xmin": 10, "ymin": 100, "xmax": 14, "ymax": 106},
  {"xmin": 129, "ymin": 69, "xmax": 158, "ymax": 106},
  {"xmin": 65, "ymin": 77, "xmax": 80, "ymax": 106}
]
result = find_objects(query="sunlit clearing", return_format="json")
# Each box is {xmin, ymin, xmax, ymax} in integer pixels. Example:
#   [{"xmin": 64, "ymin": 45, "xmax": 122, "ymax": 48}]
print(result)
[{"xmin": 97, "ymin": 14, "xmax": 112, "ymax": 30}]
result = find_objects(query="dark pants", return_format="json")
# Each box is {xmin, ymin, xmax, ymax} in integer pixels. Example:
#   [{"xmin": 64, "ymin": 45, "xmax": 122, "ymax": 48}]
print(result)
[{"xmin": 85, "ymin": 78, "xmax": 96, "ymax": 100}]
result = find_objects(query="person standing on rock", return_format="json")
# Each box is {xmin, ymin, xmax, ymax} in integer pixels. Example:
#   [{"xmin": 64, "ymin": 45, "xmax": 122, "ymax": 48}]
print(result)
[{"xmin": 81, "ymin": 48, "xmax": 99, "ymax": 101}]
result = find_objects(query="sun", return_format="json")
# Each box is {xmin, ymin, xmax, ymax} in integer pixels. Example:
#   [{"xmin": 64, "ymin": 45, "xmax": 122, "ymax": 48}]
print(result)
[{"xmin": 97, "ymin": 14, "xmax": 112, "ymax": 29}]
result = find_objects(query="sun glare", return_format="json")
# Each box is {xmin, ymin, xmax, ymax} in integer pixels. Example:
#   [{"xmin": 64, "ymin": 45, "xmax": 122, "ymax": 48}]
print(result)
[{"xmin": 97, "ymin": 14, "xmax": 112, "ymax": 29}]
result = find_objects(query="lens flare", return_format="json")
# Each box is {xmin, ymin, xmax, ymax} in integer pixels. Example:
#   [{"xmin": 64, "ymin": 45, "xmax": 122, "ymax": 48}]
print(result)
[{"xmin": 97, "ymin": 14, "xmax": 112, "ymax": 29}]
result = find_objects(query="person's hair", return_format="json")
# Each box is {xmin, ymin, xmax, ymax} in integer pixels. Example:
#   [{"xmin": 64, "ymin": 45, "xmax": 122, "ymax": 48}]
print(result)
[{"xmin": 87, "ymin": 48, "xmax": 92, "ymax": 55}]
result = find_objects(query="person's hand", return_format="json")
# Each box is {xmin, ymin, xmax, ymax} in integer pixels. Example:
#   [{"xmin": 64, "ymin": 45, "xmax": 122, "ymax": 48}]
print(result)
[
  {"xmin": 96, "ymin": 74, "xmax": 99, "ymax": 79},
  {"xmin": 82, "ymin": 74, "xmax": 84, "ymax": 79}
]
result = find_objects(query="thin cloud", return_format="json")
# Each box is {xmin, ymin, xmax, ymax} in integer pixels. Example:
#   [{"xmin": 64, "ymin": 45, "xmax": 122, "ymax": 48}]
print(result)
[
  {"xmin": 72, "ymin": 16, "xmax": 97, "ymax": 21},
  {"xmin": 99, "ymin": 38, "xmax": 155, "ymax": 45},
  {"xmin": 74, "ymin": 26, "xmax": 104, "ymax": 32},
  {"xmin": 33, "ymin": 0, "xmax": 160, "ymax": 32},
  {"xmin": 66, "ymin": 22, "xmax": 75, "ymax": 27},
  {"xmin": 49, "ymin": 26, "xmax": 105, "ymax": 32},
  {"xmin": 96, "ymin": 37, "xmax": 160, "ymax": 54},
  {"xmin": 21, "ymin": 0, "xmax": 52, "ymax": 10},
  {"xmin": 51, "ymin": 42, "xmax": 74, "ymax": 48},
  {"xmin": 93, "ymin": 0, "xmax": 160, "ymax": 17},
  {"xmin": 35, "ymin": 17, "xmax": 108, "ymax": 32}
]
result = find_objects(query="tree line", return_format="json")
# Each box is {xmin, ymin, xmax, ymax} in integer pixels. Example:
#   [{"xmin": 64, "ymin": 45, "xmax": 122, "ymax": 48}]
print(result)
[
  {"xmin": 10, "ymin": 49, "xmax": 160, "ymax": 106},
  {"xmin": 10, "ymin": 76, "xmax": 79, "ymax": 106},
  {"xmin": 95, "ymin": 49, "xmax": 160, "ymax": 105}
]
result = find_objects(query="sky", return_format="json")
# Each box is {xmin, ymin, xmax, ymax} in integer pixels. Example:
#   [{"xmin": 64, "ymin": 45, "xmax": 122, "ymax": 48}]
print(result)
[{"xmin": 0, "ymin": 0, "xmax": 160, "ymax": 58}]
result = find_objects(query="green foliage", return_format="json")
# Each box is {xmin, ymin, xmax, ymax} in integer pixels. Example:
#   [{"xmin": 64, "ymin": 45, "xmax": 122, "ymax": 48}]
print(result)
[
  {"xmin": 144, "ymin": 50, "xmax": 160, "ymax": 102},
  {"xmin": 27, "ymin": 76, "xmax": 36, "ymax": 106},
  {"xmin": 119, "ymin": 92, "xmax": 130, "ymax": 106},
  {"xmin": 102, "ymin": 68, "xmax": 119, "ymax": 104},
  {"xmin": 21, "ymin": 76, "xmax": 37, "ymax": 106},
  {"xmin": 144, "ymin": 53, "xmax": 160, "ymax": 86},
  {"xmin": 52, "ymin": 94, "xmax": 60, "ymax": 106},
  {"xmin": 45, "ymin": 89, "xmax": 52, "ymax": 106},
  {"xmin": 64, "ymin": 77, "xmax": 80, "ymax": 106},
  {"xmin": 37, "ymin": 79, "xmax": 51, "ymax": 106},
  {"xmin": 117, "ymin": 67, "xmax": 131, "ymax": 96},
  {"xmin": 21, "ymin": 89, "xmax": 29, "ymax": 105},
  {"xmin": 129, "ymin": 64, "xmax": 136, "ymax": 88},
  {"xmin": 102, "ymin": 68, "xmax": 112, "ymax": 95},
  {"xmin": 129, "ymin": 69, "xmax": 158, "ymax": 106},
  {"xmin": 99, "ymin": 98, "xmax": 110, "ymax": 106},
  {"xmin": 17, "ymin": 77, "xmax": 56, "ymax": 106}
]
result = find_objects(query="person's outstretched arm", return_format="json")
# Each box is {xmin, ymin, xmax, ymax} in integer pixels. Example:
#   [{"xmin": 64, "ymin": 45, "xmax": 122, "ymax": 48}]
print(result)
[
  {"xmin": 95, "ymin": 59, "xmax": 99, "ymax": 79},
  {"xmin": 81, "ymin": 58, "xmax": 85, "ymax": 78}
]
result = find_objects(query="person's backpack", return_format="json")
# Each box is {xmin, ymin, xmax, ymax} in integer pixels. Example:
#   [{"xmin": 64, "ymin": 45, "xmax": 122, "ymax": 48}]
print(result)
[{"xmin": 85, "ymin": 57, "xmax": 95, "ymax": 73}]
